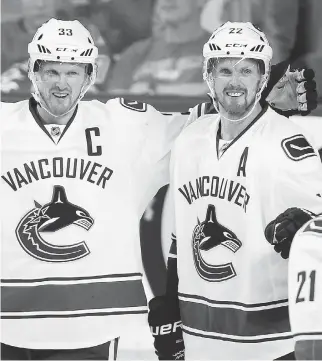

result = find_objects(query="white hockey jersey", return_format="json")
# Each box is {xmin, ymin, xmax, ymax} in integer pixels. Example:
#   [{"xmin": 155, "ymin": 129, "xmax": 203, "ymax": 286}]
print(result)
[
  {"xmin": 170, "ymin": 105, "xmax": 322, "ymax": 360},
  {"xmin": 288, "ymin": 215, "xmax": 322, "ymax": 358},
  {"xmin": 290, "ymin": 115, "xmax": 322, "ymax": 154},
  {"xmin": 0, "ymin": 97, "xmax": 186, "ymax": 349}
]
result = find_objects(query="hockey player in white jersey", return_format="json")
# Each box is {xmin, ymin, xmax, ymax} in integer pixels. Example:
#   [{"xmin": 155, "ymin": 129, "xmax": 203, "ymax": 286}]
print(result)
[
  {"xmin": 0, "ymin": 18, "xmax": 189, "ymax": 360},
  {"xmin": 264, "ymin": 200, "xmax": 322, "ymax": 360},
  {"xmin": 288, "ymin": 214, "xmax": 322, "ymax": 360},
  {"xmin": 148, "ymin": 21, "xmax": 322, "ymax": 360},
  {"xmin": 264, "ymin": 208, "xmax": 322, "ymax": 359}
]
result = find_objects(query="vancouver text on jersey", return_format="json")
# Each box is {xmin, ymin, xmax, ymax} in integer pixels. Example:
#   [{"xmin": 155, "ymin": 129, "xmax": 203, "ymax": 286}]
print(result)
[{"xmin": 2, "ymin": 157, "xmax": 114, "ymax": 192}]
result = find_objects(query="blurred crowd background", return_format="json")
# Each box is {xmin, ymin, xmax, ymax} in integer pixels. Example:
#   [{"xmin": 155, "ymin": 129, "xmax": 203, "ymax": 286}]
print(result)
[{"xmin": 1, "ymin": 0, "xmax": 322, "ymax": 114}]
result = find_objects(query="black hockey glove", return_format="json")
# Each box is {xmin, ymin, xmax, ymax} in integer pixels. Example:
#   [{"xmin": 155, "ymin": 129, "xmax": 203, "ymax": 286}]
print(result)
[
  {"xmin": 264, "ymin": 61, "xmax": 317, "ymax": 116},
  {"xmin": 148, "ymin": 295, "xmax": 185, "ymax": 360},
  {"xmin": 265, "ymin": 208, "xmax": 316, "ymax": 259}
]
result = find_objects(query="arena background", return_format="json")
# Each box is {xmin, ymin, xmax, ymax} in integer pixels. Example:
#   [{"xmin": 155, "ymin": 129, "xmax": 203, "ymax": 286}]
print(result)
[{"xmin": 1, "ymin": 0, "xmax": 322, "ymax": 359}]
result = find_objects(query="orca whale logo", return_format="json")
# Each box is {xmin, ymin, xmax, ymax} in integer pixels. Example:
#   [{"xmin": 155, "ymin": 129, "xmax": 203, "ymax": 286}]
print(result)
[
  {"xmin": 16, "ymin": 185, "xmax": 94, "ymax": 262},
  {"xmin": 192, "ymin": 204, "xmax": 242, "ymax": 282}
]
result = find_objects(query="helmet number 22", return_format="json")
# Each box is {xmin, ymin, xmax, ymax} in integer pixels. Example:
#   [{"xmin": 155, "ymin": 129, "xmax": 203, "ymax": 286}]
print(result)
[
  {"xmin": 58, "ymin": 28, "xmax": 73, "ymax": 36},
  {"xmin": 229, "ymin": 28, "xmax": 242, "ymax": 34}
]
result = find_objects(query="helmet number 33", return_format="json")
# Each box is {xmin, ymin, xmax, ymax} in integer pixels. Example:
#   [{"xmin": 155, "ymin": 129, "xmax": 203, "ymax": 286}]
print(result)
[{"xmin": 58, "ymin": 28, "xmax": 73, "ymax": 36}]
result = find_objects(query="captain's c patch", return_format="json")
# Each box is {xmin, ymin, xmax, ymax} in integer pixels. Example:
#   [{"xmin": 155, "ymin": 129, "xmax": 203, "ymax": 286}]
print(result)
[{"xmin": 281, "ymin": 134, "xmax": 316, "ymax": 161}]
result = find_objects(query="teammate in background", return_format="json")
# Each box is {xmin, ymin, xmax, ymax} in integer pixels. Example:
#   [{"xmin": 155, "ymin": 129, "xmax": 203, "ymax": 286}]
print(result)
[
  {"xmin": 266, "ymin": 209, "xmax": 322, "ymax": 359},
  {"xmin": 288, "ymin": 214, "xmax": 322, "ymax": 360},
  {"xmin": 148, "ymin": 22, "xmax": 322, "ymax": 360},
  {"xmin": 0, "ymin": 17, "xmax": 317, "ymax": 361},
  {"xmin": 263, "ymin": 201, "xmax": 322, "ymax": 360}
]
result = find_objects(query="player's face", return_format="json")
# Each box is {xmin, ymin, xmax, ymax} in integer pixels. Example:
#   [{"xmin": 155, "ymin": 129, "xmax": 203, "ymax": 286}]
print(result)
[
  {"xmin": 211, "ymin": 58, "xmax": 263, "ymax": 119},
  {"xmin": 35, "ymin": 61, "xmax": 90, "ymax": 116}
]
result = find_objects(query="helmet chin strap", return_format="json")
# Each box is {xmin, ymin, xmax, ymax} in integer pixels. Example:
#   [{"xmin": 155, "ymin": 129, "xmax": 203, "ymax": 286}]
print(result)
[{"xmin": 206, "ymin": 76, "xmax": 268, "ymax": 123}]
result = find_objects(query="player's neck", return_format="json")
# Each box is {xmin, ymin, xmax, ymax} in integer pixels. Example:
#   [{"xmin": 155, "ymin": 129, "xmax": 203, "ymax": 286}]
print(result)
[
  {"xmin": 163, "ymin": 17, "xmax": 205, "ymax": 44},
  {"xmin": 219, "ymin": 103, "xmax": 262, "ymax": 141},
  {"xmin": 36, "ymin": 104, "xmax": 74, "ymax": 125}
]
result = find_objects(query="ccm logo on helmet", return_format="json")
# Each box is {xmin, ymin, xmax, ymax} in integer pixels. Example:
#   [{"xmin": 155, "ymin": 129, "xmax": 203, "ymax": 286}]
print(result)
[
  {"xmin": 150, "ymin": 321, "xmax": 182, "ymax": 335},
  {"xmin": 56, "ymin": 47, "xmax": 78, "ymax": 52},
  {"xmin": 226, "ymin": 43, "xmax": 247, "ymax": 47}
]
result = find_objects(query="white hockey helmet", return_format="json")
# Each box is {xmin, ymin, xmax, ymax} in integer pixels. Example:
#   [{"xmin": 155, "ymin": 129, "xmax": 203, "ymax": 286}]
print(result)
[
  {"xmin": 203, "ymin": 21, "xmax": 272, "ymax": 79},
  {"xmin": 28, "ymin": 18, "xmax": 98, "ymax": 114}
]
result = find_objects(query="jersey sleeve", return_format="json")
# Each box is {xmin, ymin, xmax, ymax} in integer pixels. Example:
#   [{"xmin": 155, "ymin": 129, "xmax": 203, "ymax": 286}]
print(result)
[
  {"xmin": 107, "ymin": 98, "xmax": 188, "ymax": 216},
  {"xmin": 260, "ymin": 127, "xmax": 322, "ymax": 227},
  {"xmin": 141, "ymin": 104, "xmax": 188, "ymax": 215},
  {"xmin": 107, "ymin": 97, "xmax": 188, "ymax": 159},
  {"xmin": 288, "ymin": 216, "xmax": 322, "ymax": 359},
  {"xmin": 291, "ymin": 115, "xmax": 322, "ymax": 151}
]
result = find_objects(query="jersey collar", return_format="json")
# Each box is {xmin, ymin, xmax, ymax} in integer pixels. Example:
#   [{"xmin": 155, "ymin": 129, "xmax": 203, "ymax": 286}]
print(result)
[
  {"xmin": 216, "ymin": 104, "xmax": 269, "ymax": 159},
  {"xmin": 29, "ymin": 97, "xmax": 78, "ymax": 144}
]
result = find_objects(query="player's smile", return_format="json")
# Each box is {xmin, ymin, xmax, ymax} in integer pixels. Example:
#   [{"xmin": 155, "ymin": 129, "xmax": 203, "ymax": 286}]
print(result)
[
  {"xmin": 50, "ymin": 91, "xmax": 71, "ymax": 107},
  {"xmin": 52, "ymin": 92, "xmax": 69, "ymax": 99},
  {"xmin": 226, "ymin": 91, "xmax": 244, "ymax": 97}
]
